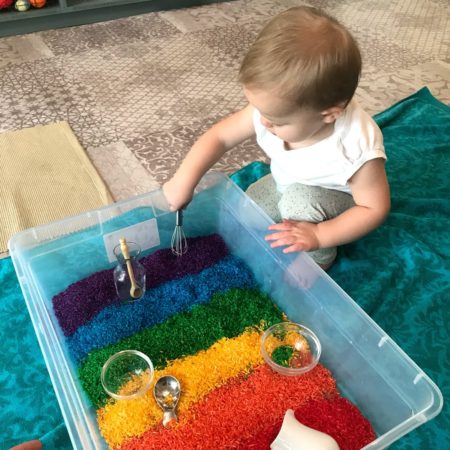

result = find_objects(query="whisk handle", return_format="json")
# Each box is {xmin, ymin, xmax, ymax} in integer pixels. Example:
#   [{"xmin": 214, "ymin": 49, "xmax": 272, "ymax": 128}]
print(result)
[{"xmin": 176, "ymin": 210, "xmax": 183, "ymax": 226}]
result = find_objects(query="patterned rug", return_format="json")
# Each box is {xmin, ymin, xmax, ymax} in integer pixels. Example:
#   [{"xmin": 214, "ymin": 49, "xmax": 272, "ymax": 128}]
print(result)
[{"xmin": 0, "ymin": 0, "xmax": 448, "ymax": 200}]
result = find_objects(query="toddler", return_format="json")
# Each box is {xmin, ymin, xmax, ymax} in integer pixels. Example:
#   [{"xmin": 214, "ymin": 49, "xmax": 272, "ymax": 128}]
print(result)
[{"xmin": 163, "ymin": 6, "xmax": 390, "ymax": 269}]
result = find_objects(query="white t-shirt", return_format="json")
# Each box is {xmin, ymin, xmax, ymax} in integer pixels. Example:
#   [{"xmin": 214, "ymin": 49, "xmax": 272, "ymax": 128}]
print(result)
[{"xmin": 253, "ymin": 99, "xmax": 386, "ymax": 194}]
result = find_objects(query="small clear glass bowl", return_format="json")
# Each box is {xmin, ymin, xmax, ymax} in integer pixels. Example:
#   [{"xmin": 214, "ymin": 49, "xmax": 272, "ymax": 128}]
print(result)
[
  {"xmin": 261, "ymin": 322, "xmax": 321, "ymax": 376},
  {"xmin": 101, "ymin": 350, "xmax": 154, "ymax": 400}
]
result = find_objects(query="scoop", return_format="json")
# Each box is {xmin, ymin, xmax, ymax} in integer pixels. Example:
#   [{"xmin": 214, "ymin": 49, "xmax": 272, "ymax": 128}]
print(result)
[
  {"xmin": 271, "ymin": 409, "xmax": 340, "ymax": 450},
  {"xmin": 153, "ymin": 375, "xmax": 181, "ymax": 428}
]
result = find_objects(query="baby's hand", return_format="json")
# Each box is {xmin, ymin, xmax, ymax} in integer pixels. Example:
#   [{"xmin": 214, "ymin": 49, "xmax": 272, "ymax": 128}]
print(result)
[
  {"xmin": 162, "ymin": 179, "xmax": 193, "ymax": 211},
  {"xmin": 265, "ymin": 220, "xmax": 320, "ymax": 254}
]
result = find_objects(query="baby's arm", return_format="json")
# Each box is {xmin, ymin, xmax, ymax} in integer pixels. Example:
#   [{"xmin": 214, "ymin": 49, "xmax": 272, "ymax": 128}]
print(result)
[
  {"xmin": 266, "ymin": 158, "xmax": 390, "ymax": 253},
  {"xmin": 317, "ymin": 158, "xmax": 390, "ymax": 246},
  {"xmin": 163, "ymin": 104, "xmax": 255, "ymax": 210}
]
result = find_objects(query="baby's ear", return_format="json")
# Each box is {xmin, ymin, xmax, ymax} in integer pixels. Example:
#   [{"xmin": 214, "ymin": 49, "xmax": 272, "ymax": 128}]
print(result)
[{"xmin": 321, "ymin": 105, "xmax": 345, "ymax": 123}]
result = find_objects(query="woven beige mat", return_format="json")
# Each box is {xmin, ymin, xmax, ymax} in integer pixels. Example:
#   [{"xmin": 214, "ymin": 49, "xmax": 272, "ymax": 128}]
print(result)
[{"xmin": 0, "ymin": 122, "xmax": 113, "ymax": 257}]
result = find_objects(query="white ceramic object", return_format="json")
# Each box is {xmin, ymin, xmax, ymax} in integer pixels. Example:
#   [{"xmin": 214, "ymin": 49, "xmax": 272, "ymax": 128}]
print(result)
[{"xmin": 271, "ymin": 409, "xmax": 340, "ymax": 450}]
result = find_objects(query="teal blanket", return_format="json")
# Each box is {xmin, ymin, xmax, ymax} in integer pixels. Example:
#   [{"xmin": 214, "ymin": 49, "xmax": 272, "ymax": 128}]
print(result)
[
  {"xmin": 1, "ymin": 87, "xmax": 448, "ymax": 449},
  {"xmin": 231, "ymin": 87, "xmax": 450, "ymax": 449}
]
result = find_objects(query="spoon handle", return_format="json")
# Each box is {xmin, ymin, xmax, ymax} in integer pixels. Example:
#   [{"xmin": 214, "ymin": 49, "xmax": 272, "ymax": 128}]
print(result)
[
  {"xmin": 162, "ymin": 410, "xmax": 178, "ymax": 428},
  {"xmin": 120, "ymin": 238, "xmax": 141, "ymax": 298}
]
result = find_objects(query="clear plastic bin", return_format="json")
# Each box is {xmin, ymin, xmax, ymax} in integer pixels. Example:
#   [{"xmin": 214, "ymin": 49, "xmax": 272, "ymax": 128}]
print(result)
[{"xmin": 8, "ymin": 172, "xmax": 442, "ymax": 449}]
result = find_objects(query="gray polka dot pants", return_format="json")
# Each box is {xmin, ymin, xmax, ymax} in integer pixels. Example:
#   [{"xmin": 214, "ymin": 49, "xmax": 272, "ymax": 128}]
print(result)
[{"xmin": 246, "ymin": 174, "xmax": 355, "ymax": 265}]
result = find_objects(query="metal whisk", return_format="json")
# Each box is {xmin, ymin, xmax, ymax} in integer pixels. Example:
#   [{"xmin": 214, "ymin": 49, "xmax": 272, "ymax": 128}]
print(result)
[{"xmin": 171, "ymin": 210, "xmax": 188, "ymax": 256}]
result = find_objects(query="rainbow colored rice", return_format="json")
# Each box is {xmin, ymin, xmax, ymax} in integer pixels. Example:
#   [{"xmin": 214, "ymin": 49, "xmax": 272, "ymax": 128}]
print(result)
[{"xmin": 52, "ymin": 233, "xmax": 376, "ymax": 449}]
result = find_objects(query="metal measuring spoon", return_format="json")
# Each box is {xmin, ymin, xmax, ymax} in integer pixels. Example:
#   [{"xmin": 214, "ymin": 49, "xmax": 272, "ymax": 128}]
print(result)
[{"xmin": 153, "ymin": 375, "xmax": 181, "ymax": 428}]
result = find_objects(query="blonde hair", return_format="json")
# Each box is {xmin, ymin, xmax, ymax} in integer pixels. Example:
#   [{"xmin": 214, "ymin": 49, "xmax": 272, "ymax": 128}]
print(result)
[{"xmin": 239, "ymin": 6, "xmax": 361, "ymax": 110}]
